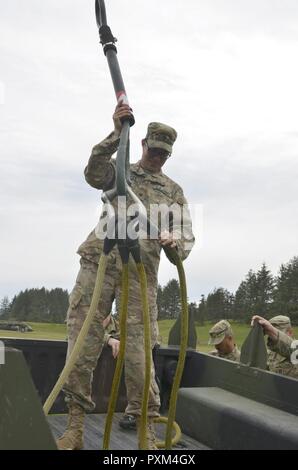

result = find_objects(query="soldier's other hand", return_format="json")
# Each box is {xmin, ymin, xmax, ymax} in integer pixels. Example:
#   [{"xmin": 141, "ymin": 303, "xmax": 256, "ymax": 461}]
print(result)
[
  {"xmin": 159, "ymin": 230, "xmax": 177, "ymax": 249},
  {"xmin": 251, "ymin": 315, "xmax": 278, "ymax": 339},
  {"xmin": 113, "ymin": 101, "xmax": 134, "ymax": 136},
  {"xmin": 108, "ymin": 337, "xmax": 120, "ymax": 358}
]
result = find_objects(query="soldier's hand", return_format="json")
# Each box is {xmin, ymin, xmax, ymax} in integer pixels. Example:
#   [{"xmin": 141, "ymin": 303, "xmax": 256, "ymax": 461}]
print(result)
[
  {"xmin": 108, "ymin": 337, "xmax": 120, "ymax": 358},
  {"xmin": 113, "ymin": 101, "xmax": 134, "ymax": 136},
  {"xmin": 251, "ymin": 315, "xmax": 278, "ymax": 339},
  {"xmin": 159, "ymin": 230, "xmax": 177, "ymax": 249}
]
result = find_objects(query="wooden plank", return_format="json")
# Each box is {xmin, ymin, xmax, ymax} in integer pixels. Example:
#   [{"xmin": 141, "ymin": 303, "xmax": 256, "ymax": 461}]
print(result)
[{"xmin": 48, "ymin": 413, "xmax": 209, "ymax": 450}]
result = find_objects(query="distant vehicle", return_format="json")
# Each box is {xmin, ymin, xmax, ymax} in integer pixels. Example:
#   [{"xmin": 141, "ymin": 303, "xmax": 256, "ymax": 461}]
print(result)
[{"xmin": 0, "ymin": 321, "xmax": 33, "ymax": 333}]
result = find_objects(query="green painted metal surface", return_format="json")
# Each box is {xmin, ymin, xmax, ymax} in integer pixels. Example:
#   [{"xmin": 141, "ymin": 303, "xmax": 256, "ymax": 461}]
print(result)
[{"xmin": 0, "ymin": 348, "xmax": 57, "ymax": 450}]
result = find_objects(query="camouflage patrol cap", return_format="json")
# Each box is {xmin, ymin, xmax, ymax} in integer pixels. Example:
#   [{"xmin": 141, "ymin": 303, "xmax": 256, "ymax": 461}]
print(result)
[
  {"xmin": 145, "ymin": 122, "xmax": 177, "ymax": 153},
  {"xmin": 208, "ymin": 320, "xmax": 233, "ymax": 346},
  {"xmin": 269, "ymin": 315, "xmax": 291, "ymax": 332}
]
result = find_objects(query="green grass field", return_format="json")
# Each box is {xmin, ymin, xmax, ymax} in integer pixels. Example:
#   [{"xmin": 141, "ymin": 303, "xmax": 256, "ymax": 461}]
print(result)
[
  {"xmin": 1, "ymin": 320, "xmax": 297, "ymax": 353},
  {"xmin": 0, "ymin": 322, "xmax": 67, "ymax": 341},
  {"xmin": 157, "ymin": 320, "xmax": 282, "ymax": 353}
]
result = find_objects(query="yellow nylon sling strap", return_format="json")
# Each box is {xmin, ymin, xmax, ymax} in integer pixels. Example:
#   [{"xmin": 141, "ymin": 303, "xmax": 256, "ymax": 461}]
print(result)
[
  {"xmin": 136, "ymin": 262, "xmax": 152, "ymax": 450},
  {"xmin": 102, "ymin": 264, "xmax": 129, "ymax": 449},
  {"xmin": 165, "ymin": 250, "xmax": 189, "ymax": 449},
  {"xmin": 155, "ymin": 416, "xmax": 181, "ymax": 449},
  {"xmin": 43, "ymin": 254, "xmax": 108, "ymax": 415},
  {"xmin": 102, "ymin": 258, "xmax": 182, "ymax": 450}
]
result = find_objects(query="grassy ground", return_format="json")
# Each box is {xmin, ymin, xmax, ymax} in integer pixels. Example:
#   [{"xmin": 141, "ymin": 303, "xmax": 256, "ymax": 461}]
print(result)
[
  {"xmin": 0, "ymin": 322, "xmax": 67, "ymax": 341},
  {"xmin": 159, "ymin": 320, "xmax": 298, "ymax": 353},
  {"xmin": 1, "ymin": 320, "xmax": 297, "ymax": 353}
]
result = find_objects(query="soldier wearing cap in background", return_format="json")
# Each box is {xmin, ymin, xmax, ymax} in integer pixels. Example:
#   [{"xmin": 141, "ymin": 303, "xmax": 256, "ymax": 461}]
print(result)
[
  {"xmin": 208, "ymin": 320, "xmax": 240, "ymax": 362},
  {"xmin": 57, "ymin": 102, "xmax": 195, "ymax": 450},
  {"xmin": 252, "ymin": 315, "xmax": 298, "ymax": 368},
  {"xmin": 266, "ymin": 315, "xmax": 298, "ymax": 379}
]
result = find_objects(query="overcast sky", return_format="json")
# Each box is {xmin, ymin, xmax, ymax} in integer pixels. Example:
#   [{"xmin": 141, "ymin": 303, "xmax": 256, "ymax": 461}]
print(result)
[{"xmin": 1, "ymin": 0, "xmax": 298, "ymax": 303}]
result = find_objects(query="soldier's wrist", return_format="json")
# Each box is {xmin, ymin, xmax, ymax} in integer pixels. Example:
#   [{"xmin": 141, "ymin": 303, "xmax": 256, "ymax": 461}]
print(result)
[{"xmin": 113, "ymin": 128, "xmax": 121, "ymax": 139}]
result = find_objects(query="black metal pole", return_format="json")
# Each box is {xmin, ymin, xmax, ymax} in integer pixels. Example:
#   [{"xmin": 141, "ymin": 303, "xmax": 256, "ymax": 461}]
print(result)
[{"xmin": 95, "ymin": 0, "xmax": 134, "ymax": 122}]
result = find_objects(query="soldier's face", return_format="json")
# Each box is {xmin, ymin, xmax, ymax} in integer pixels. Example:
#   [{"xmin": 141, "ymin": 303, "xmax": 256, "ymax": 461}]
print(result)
[
  {"xmin": 215, "ymin": 336, "xmax": 234, "ymax": 354},
  {"xmin": 140, "ymin": 140, "xmax": 169, "ymax": 172}
]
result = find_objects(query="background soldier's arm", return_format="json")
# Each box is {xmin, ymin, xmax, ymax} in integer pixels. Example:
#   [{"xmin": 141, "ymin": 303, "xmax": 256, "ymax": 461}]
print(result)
[
  {"xmin": 104, "ymin": 317, "xmax": 120, "ymax": 346},
  {"xmin": 268, "ymin": 330, "xmax": 293, "ymax": 360}
]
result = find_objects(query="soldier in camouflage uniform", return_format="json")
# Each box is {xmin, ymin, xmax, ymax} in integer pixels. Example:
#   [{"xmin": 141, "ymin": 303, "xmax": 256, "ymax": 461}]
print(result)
[
  {"xmin": 252, "ymin": 315, "xmax": 298, "ymax": 378},
  {"xmin": 208, "ymin": 320, "xmax": 241, "ymax": 362},
  {"xmin": 57, "ymin": 102, "xmax": 195, "ymax": 450},
  {"xmin": 266, "ymin": 315, "xmax": 298, "ymax": 379}
]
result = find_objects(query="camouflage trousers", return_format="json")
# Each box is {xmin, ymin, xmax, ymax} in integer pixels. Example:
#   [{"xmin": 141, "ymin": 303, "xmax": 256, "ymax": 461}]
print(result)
[{"xmin": 63, "ymin": 254, "xmax": 160, "ymax": 417}]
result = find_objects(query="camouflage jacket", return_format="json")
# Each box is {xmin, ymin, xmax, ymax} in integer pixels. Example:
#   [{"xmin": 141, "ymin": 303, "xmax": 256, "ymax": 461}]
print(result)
[
  {"xmin": 77, "ymin": 131, "xmax": 195, "ymax": 277},
  {"xmin": 210, "ymin": 345, "xmax": 241, "ymax": 362},
  {"xmin": 267, "ymin": 332, "xmax": 298, "ymax": 379}
]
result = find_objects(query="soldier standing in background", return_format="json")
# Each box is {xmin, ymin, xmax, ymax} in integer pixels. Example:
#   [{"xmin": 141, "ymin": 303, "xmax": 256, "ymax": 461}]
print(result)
[
  {"xmin": 251, "ymin": 315, "xmax": 298, "ymax": 365},
  {"xmin": 267, "ymin": 315, "xmax": 297, "ymax": 378},
  {"xmin": 252, "ymin": 315, "xmax": 298, "ymax": 379}
]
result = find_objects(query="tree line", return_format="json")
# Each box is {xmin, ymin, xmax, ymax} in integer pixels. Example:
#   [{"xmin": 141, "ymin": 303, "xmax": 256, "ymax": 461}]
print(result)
[
  {"xmin": 192, "ymin": 257, "xmax": 298, "ymax": 325},
  {"xmin": 1, "ymin": 256, "xmax": 298, "ymax": 325},
  {"xmin": 158, "ymin": 256, "xmax": 298, "ymax": 325},
  {"xmin": 0, "ymin": 288, "xmax": 69, "ymax": 324}
]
